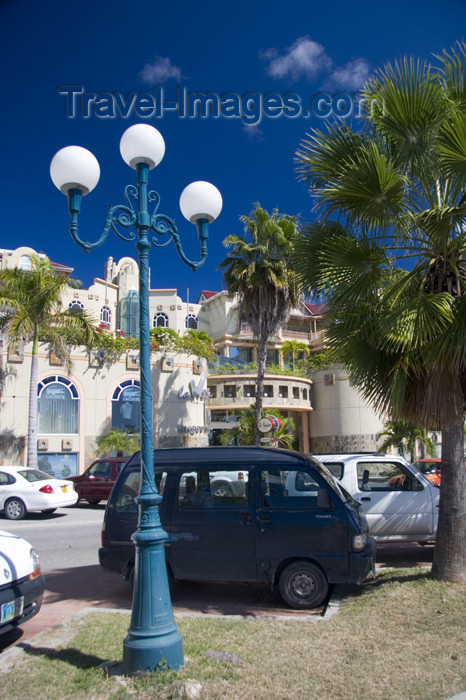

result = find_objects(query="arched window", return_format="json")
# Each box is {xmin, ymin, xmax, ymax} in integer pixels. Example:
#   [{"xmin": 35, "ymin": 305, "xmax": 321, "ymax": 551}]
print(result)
[
  {"xmin": 68, "ymin": 300, "xmax": 84, "ymax": 313},
  {"xmin": 19, "ymin": 255, "xmax": 32, "ymax": 271},
  {"xmin": 37, "ymin": 376, "xmax": 79, "ymax": 434},
  {"xmin": 112, "ymin": 380, "xmax": 140, "ymax": 433},
  {"xmin": 153, "ymin": 312, "xmax": 169, "ymax": 328},
  {"xmin": 119, "ymin": 290, "xmax": 139, "ymax": 336},
  {"xmin": 185, "ymin": 314, "xmax": 198, "ymax": 330},
  {"xmin": 100, "ymin": 305, "xmax": 111, "ymax": 328}
]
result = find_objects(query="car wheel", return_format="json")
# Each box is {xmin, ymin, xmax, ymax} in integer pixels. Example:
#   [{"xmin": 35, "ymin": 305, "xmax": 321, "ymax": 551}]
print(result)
[
  {"xmin": 4, "ymin": 498, "xmax": 26, "ymax": 521},
  {"xmin": 212, "ymin": 482, "xmax": 233, "ymax": 497},
  {"xmin": 86, "ymin": 499, "xmax": 100, "ymax": 505},
  {"xmin": 279, "ymin": 560, "xmax": 329, "ymax": 609},
  {"xmin": 42, "ymin": 508, "xmax": 57, "ymax": 515}
]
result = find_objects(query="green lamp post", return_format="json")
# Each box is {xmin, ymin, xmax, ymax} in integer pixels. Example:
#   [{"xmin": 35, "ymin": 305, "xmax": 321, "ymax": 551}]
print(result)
[{"xmin": 50, "ymin": 124, "xmax": 222, "ymax": 675}]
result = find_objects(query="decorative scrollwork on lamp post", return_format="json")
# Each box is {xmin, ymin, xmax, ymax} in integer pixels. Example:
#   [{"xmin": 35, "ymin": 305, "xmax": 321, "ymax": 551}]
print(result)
[{"xmin": 50, "ymin": 124, "xmax": 222, "ymax": 676}]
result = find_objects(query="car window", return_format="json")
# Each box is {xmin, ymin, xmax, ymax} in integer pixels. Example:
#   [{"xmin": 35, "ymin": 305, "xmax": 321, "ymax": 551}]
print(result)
[
  {"xmin": 356, "ymin": 462, "xmax": 423, "ymax": 492},
  {"xmin": 116, "ymin": 462, "xmax": 126, "ymax": 473},
  {"xmin": 413, "ymin": 461, "xmax": 440, "ymax": 475},
  {"xmin": 322, "ymin": 462, "xmax": 344, "ymax": 480},
  {"xmin": 0, "ymin": 472, "xmax": 16, "ymax": 485},
  {"xmin": 89, "ymin": 461, "xmax": 112, "ymax": 477},
  {"xmin": 178, "ymin": 468, "xmax": 249, "ymax": 509},
  {"xmin": 261, "ymin": 469, "xmax": 328, "ymax": 509},
  {"xmin": 115, "ymin": 469, "xmax": 166, "ymax": 512},
  {"xmin": 17, "ymin": 469, "xmax": 54, "ymax": 482}
]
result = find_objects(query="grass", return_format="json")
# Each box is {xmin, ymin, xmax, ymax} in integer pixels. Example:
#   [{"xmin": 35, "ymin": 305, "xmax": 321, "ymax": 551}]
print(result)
[{"xmin": 2, "ymin": 568, "xmax": 465, "ymax": 699}]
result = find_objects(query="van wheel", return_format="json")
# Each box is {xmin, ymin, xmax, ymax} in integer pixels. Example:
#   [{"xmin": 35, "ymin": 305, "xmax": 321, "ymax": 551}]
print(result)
[
  {"xmin": 4, "ymin": 498, "xmax": 26, "ymax": 520},
  {"xmin": 279, "ymin": 561, "xmax": 329, "ymax": 609}
]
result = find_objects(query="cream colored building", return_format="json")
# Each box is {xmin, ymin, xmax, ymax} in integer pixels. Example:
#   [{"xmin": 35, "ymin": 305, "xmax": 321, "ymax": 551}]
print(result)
[
  {"xmin": 197, "ymin": 290, "xmax": 325, "ymax": 452},
  {"xmin": 309, "ymin": 368, "xmax": 385, "ymax": 452},
  {"xmin": 0, "ymin": 245, "xmax": 387, "ymax": 477},
  {"xmin": 0, "ymin": 247, "xmax": 210, "ymax": 477}
]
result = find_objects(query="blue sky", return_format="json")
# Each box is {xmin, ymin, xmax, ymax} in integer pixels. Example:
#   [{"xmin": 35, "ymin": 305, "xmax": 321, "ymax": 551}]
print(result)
[{"xmin": 1, "ymin": 0, "xmax": 464, "ymax": 301}]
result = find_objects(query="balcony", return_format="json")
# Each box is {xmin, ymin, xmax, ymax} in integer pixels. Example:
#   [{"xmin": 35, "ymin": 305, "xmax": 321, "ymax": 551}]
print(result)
[{"xmin": 207, "ymin": 374, "xmax": 313, "ymax": 411}]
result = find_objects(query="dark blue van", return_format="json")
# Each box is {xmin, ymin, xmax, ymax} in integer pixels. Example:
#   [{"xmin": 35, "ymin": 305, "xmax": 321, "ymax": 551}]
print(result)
[{"xmin": 99, "ymin": 447, "xmax": 376, "ymax": 609}]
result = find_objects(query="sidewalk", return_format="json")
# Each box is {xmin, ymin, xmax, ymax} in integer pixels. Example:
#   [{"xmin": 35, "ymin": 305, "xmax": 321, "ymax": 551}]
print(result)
[{"xmin": 0, "ymin": 541, "xmax": 435, "ymax": 653}]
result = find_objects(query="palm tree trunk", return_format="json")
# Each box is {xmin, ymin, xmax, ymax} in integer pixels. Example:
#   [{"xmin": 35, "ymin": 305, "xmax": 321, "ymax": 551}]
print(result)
[
  {"xmin": 27, "ymin": 337, "xmax": 39, "ymax": 468},
  {"xmin": 431, "ymin": 416, "xmax": 466, "ymax": 582},
  {"xmin": 254, "ymin": 335, "xmax": 268, "ymax": 445}
]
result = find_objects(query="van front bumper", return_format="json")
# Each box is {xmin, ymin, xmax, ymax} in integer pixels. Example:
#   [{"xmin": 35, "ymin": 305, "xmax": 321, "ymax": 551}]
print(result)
[{"xmin": 348, "ymin": 535, "xmax": 377, "ymax": 585}]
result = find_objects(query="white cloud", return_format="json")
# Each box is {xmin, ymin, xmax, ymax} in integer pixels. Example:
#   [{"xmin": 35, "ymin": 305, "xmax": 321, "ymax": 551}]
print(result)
[
  {"xmin": 139, "ymin": 56, "xmax": 183, "ymax": 84},
  {"xmin": 324, "ymin": 58, "xmax": 371, "ymax": 91},
  {"xmin": 243, "ymin": 124, "xmax": 264, "ymax": 140},
  {"xmin": 261, "ymin": 36, "xmax": 332, "ymax": 81}
]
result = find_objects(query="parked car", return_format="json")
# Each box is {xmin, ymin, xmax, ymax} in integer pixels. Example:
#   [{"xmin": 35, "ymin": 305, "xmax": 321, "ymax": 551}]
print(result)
[
  {"xmin": 413, "ymin": 458, "xmax": 442, "ymax": 487},
  {"xmin": 99, "ymin": 446, "xmax": 376, "ymax": 609},
  {"xmin": 0, "ymin": 466, "xmax": 78, "ymax": 520},
  {"xmin": 69, "ymin": 457, "xmax": 128, "ymax": 505},
  {"xmin": 0, "ymin": 530, "xmax": 44, "ymax": 634},
  {"xmin": 313, "ymin": 453, "xmax": 440, "ymax": 543}
]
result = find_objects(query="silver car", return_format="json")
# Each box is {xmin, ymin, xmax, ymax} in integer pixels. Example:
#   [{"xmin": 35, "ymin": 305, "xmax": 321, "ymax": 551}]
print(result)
[{"xmin": 313, "ymin": 453, "xmax": 439, "ymax": 543}]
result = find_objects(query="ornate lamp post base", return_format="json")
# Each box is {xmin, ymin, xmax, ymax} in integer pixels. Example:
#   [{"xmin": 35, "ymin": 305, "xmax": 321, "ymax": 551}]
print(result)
[
  {"xmin": 123, "ymin": 494, "xmax": 183, "ymax": 674},
  {"xmin": 123, "ymin": 534, "xmax": 183, "ymax": 673}
]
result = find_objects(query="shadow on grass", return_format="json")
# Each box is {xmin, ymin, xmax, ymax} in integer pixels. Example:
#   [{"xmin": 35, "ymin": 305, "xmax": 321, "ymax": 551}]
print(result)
[
  {"xmin": 369, "ymin": 569, "xmax": 433, "ymax": 588},
  {"xmin": 341, "ymin": 569, "xmax": 433, "ymax": 602},
  {"xmin": 19, "ymin": 643, "xmax": 106, "ymax": 669}
]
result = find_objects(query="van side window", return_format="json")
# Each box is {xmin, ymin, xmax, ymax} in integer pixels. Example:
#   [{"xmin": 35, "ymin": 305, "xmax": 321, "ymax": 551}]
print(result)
[
  {"xmin": 356, "ymin": 462, "xmax": 423, "ymax": 492},
  {"xmin": 261, "ymin": 469, "xmax": 323, "ymax": 509},
  {"xmin": 115, "ymin": 469, "xmax": 166, "ymax": 511},
  {"xmin": 178, "ymin": 468, "xmax": 248, "ymax": 509}
]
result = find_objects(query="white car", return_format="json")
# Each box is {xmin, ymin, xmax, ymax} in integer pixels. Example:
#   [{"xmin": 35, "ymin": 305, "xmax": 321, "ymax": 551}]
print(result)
[
  {"xmin": 0, "ymin": 466, "xmax": 78, "ymax": 520},
  {"xmin": 313, "ymin": 453, "xmax": 440, "ymax": 543},
  {"xmin": 0, "ymin": 530, "xmax": 44, "ymax": 634}
]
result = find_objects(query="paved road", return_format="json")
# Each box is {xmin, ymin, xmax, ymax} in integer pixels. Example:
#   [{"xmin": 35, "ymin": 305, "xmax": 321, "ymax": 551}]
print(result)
[
  {"xmin": 0, "ymin": 504, "xmax": 435, "ymax": 654},
  {"xmin": 0, "ymin": 503, "xmax": 105, "ymax": 572}
]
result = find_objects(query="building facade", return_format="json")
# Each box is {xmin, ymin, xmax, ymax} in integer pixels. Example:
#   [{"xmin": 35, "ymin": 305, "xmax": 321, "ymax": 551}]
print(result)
[
  {"xmin": 0, "ymin": 247, "xmax": 210, "ymax": 477},
  {"xmin": 0, "ymin": 245, "xmax": 389, "ymax": 476}
]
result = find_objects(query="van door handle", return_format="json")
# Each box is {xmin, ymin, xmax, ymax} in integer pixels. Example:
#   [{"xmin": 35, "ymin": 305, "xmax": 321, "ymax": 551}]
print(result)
[
  {"xmin": 360, "ymin": 497, "xmax": 371, "ymax": 501},
  {"xmin": 258, "ymin": 513, "xmax": 272, "ymax": 522}
]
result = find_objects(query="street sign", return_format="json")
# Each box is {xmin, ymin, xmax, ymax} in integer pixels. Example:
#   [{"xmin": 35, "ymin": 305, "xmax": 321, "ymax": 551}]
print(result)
[
  {"xmin": 266, "ymin": 415, "xmax": 282, "ymax": 432},
  {"xmin": 258, "ymin": 417, "xmax": 273, "ymax": 433}
]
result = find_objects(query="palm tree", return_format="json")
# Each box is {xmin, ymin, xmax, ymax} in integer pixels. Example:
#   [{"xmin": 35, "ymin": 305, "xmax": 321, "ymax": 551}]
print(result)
[
  {"xmin": 96, "ymin": 428, "xmax": 140, "ymax": 457},
  {"xmin": 293, "ymin": 43, "xmax": 466, "ymax": 582},
  {"xmin": 377, "ymin": 420, "xmax": 435, "ymax": 463},
  {"xmin": 0, "ymin": 255, "xmax": 98, "ymax": 468},
  {"xmin": 218, "ymin": 204, "xmax": 301, "ymax": 444},
  {"xmin": 219, "ymin": 405, "xmax": 296, "ymax": 449},
  {"xmin": 280, "ymin": 339, "xmax": 310, "ymax": 372}
]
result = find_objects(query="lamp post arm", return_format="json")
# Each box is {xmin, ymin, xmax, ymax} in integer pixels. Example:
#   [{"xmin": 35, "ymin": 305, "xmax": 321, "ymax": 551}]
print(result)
[
  {"xmin": 67, "ymin": 176, "xmax": 210, "ymax": 270},
  {"xmin": 67, "ymin": 187, "xmax": 137, "ymax": 254},
  {"xmin": 150, "ymin": 214, "xmax": 210, "ymax": 271}
]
